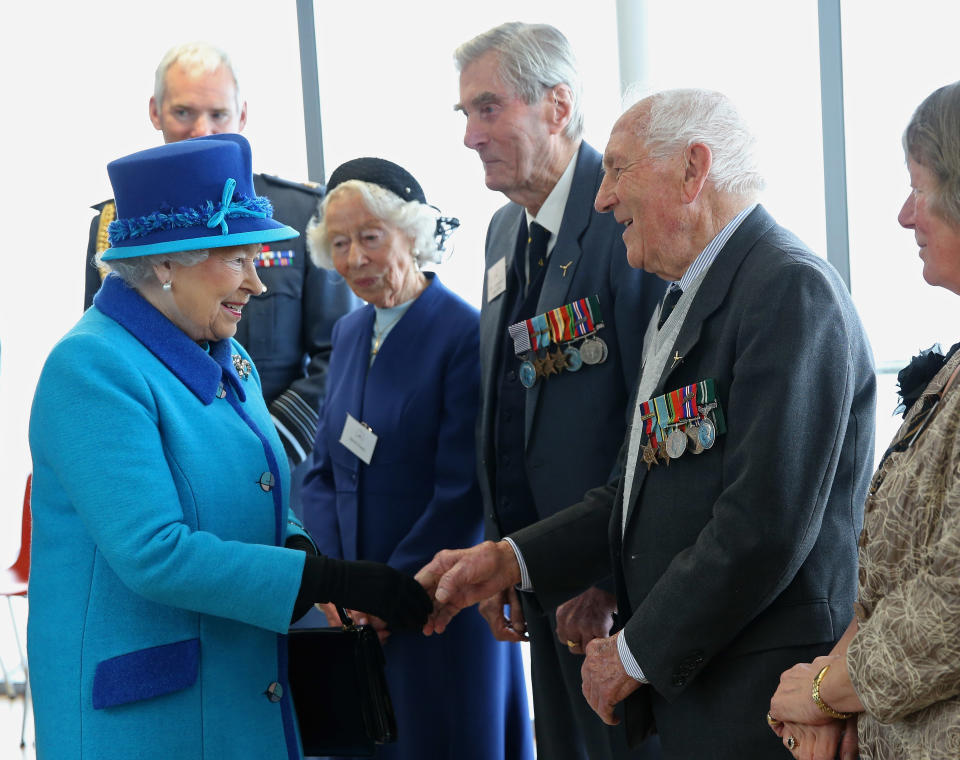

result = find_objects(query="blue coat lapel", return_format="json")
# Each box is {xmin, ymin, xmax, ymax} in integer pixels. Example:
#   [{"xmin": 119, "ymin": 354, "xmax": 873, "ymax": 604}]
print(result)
[
  {"xmin": 333, "ymin": 275, "xmax": 448, "ymax": 559},
  {"xmin": 331, "ymin": 305, "xmax": 374, "ymax": 560},
  {"xmin": 93, "ymin": 273, "xmax": 249, "ymax": 403}
]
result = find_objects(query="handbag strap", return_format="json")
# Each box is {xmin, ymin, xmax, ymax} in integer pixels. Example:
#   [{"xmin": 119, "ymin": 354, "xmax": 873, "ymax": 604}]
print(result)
[{"xmin": 336, "ymin": 606, "xmax": 357, "ymax": 629}]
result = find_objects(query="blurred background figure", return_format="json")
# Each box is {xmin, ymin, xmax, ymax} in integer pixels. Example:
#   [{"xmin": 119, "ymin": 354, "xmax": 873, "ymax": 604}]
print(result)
[
  {"xmin": 29, "ymin": 135, "xmax": 430, "ymax": 760},
  {"xmin": 83, "ymin": 41, "xmax": 359, "ymax": 515},
  {"xmin": 769, "ymin": 80, "xmax": 960, "ymax": 760},
  {"xmin": 303, "ymin": 157, "xmax": 533, "ymax": 760}
]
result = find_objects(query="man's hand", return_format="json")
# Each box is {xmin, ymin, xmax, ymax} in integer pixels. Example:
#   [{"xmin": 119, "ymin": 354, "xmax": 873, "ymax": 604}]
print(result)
[
  {"xmin": 556, "ymin": 586, "xmax": 616, "ymax": 654},
  {"xmin": 581, "ymin": 631, "xmax": 641, "ymax": 724},
  {"xmin": 416, "ymin": 541, "xmax": 521, "ymax": 635},
  {"xmin": 478, "ymin": 587, "xmax": 528, "ymax": 642}
]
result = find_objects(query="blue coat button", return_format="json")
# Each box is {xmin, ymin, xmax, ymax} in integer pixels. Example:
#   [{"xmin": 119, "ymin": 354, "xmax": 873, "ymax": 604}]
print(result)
[
  {"xmin": 264, "ymin": 682, "xmax": 283, "ymax": 702},
  {"xmin": 258, "ymin": 472, "xmax": 275, "ymax": 492}
]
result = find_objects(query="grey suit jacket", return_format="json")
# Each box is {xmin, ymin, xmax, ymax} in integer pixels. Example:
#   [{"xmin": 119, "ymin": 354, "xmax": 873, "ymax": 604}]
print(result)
[
  {"xmin": 513, "ymin": 206, "xmax": 876, "ymax": 747},
  {"xmin": 477, "ymin": 142, "xmax": 664, "ymax": 551}
]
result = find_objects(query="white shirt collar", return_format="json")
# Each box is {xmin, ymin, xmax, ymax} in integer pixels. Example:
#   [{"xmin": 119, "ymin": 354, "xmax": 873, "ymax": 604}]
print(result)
[{"xmin": 525, "ymin": 146, "xmax": 580, "ymax": 258}]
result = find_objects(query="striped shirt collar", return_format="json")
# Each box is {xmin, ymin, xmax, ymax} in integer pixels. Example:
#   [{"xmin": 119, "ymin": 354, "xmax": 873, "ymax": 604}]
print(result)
[{"xmin": 675, "ymin": 203, "xmax": 757, "ymax": 292}]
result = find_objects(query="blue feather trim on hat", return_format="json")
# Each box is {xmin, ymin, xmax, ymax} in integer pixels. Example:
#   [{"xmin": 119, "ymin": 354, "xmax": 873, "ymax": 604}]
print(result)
[{"xmin": 108, "ymin": 193, "xmax": 274, "ymax": 244}]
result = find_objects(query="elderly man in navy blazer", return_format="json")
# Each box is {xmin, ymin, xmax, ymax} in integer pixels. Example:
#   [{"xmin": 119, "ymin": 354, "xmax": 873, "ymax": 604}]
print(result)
[
  {"xmin": 420, "ymin": 88, "xmax": 876, "ymax": 759},
  {"xmin": 453, "ymin": 21, "xmax": 665, "ymax": 760}
]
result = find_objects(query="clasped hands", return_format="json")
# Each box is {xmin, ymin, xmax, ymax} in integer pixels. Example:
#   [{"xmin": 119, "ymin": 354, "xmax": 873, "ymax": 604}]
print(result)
[
  {"xmin": 414, "ymin": 540, "xmax": 641, "ymax": 724},
  {"xmin": 767, "ymin": 656, "xmax": 858, "ymax": 760}
]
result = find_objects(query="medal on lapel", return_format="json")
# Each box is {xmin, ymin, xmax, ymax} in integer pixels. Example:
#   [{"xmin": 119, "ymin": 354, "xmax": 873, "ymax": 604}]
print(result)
[
  {"xmin": 507, "ymin": 295, "xmax": 607, "ymax": 389},
  {"xmin": 639, "ymin": 379, "xmax": 726, "ymax": 466}
]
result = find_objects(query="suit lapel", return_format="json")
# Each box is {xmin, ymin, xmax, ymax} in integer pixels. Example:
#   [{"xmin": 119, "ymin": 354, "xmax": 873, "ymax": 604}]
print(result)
[
  {"xmin": 619, "ymin": 205, "xmax": 776, "ymax": 534},
  {"xmin": 524, "ymin": 145, "xmax": 599, "ymax": 445},
  {"xmin": 480, "ymin": 209, "xmax": 523, "ymax": 425}
]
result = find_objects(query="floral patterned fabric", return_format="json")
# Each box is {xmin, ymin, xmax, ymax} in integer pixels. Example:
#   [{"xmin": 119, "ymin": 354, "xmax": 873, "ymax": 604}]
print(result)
[{"xmin": 848, "ymin": 349, "xmax": 960, "ymax": 759}]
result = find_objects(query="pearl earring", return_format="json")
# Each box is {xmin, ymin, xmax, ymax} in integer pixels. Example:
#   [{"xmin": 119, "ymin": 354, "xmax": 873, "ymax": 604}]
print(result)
[{"xmin": 162, "ymin": 281, "xmax": 172, "ymax": 292}]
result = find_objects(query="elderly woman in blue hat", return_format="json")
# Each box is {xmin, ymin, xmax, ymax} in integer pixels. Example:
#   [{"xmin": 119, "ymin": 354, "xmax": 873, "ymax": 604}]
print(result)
[
  {"xmin": 27, "ymin": 135, "xmax": 431, "ymax": 760},
  {"xmin": 301, "ymin": 158, "xmax": 534, "ymax": 760}
]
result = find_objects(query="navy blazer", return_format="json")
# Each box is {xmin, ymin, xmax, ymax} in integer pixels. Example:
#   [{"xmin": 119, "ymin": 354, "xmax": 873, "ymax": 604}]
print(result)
[
  {"xmin": 300, "ymin": 275, "xmax": 534, "ymax": 760},
  {"xmin": 302, "ymin": 274, "xmax": 484, "ymax": 572},
  {"xmin": 514, "ymin": 207, "xmax": 876, "ymax": 754},
  {"xmin": 478, "ymin": 141, "xmax": 664, "ymax": 541}
]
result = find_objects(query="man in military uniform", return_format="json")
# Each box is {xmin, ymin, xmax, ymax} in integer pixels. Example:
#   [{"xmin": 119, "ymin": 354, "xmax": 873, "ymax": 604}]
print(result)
[{"xmin": 83, "ymin": 42, "xmax": 359, "ymax": 508}]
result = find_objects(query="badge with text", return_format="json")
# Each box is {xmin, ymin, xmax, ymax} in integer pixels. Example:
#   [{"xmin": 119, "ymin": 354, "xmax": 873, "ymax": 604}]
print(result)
[
  {"xmin": 640, "ymin": 379, "xmax": 726, "ymax": 468},
  {"xmin": 487, "ymin": 257, "xmax": 507, "ymax": 302},
  {"xmin": 339, "ymin": 413, "xmax": 378, "ymax": 464},
  {"xmin": 507, "ymin": 295, "xmax": 607, "ymax": 389}
]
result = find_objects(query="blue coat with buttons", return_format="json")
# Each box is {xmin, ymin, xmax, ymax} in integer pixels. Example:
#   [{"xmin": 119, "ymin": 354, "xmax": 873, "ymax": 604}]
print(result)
[{"xmin": 28, "ymin": 274, "xmax": 310, "ymax": 760}]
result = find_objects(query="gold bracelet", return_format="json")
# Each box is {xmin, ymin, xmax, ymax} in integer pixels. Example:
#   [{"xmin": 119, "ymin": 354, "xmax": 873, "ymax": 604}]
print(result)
[{"xmin": 812, "ymin": 664, "xmax": 854, "ymax": 720}]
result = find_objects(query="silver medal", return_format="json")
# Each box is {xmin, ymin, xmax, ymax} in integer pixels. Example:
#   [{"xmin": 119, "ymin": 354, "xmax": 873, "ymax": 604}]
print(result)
[
  {"xmin": 698, "ymin": 418, "xmax": 716, "ymax": 450},
  {"xmin": 579, "ymin": 337, "xmax": 604, "ymax": 365},
  {"xmin": 666, "ymin": 428, "xmax": 687, "ymax": 459}
]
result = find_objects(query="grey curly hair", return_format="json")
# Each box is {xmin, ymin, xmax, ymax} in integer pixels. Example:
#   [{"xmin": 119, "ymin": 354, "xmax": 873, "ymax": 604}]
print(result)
[{"xmin": 307, "ymin": 181, "xmax": 442, "ymax": 270}]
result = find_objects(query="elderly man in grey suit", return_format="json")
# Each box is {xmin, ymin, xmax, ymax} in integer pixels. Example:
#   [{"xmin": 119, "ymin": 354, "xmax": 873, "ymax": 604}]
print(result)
[
  {"xmin": 419, "ymin": 88, "xmax": 876, "ymax": 759},
  {"xmin": 453, "ymin": 22, "xmax": 665, "ymax": 760}
]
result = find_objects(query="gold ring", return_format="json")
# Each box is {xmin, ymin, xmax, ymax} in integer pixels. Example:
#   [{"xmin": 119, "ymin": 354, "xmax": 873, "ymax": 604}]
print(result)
[
  {"xmin": 766, "ymin": 712, "xmax": 781, "ymax": 727},
  {"xmin": 566, "ymin": 639, "xmax": 578, "ymax": 648},
  {"xmin": 786, "ymin": 736, "xmax": 797, "ymax": 751}
]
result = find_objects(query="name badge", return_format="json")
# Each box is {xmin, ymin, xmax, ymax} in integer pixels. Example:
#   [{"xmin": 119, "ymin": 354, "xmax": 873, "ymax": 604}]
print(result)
[
  {"xmin": 487, "ymin": 257, "xmax": 506, "ymax": 302},
  {"xmin": 339, "ymin": 413, "xmax": 378, "ymax": 464}
]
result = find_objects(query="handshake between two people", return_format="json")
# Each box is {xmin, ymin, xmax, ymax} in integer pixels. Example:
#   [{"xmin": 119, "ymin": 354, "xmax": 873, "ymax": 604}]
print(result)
[
  {"xmin": 309, "ymin": 541, "xmax": 522, "ymax": 641},
  {"xmin": 420, "ymin": 541, "xmax": 640, "ymax": 727},
  {"xmin": 305, "ymin": 540, "xmax": 640, "ymax": 725},
  {"xmin": 308, "ymin": 541, "xmax": 521, "ymax": 646}
]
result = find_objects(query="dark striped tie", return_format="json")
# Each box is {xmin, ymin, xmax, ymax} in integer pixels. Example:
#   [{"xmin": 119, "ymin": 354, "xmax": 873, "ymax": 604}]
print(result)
[{"xmin": 657, "ymin": 283, "xmax": 683, "ymax": 329}]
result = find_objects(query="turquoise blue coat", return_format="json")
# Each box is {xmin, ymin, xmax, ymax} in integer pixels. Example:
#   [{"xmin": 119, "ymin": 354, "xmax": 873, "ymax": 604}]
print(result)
[{"xmin": 28, "ymin": 274, "xmax": 310, "ymax": 759}]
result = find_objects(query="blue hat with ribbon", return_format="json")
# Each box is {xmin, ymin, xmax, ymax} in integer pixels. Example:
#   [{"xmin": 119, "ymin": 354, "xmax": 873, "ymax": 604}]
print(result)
[{"xmin": 101, "ymin": 133, "xmax": 298, "ymax": 260}]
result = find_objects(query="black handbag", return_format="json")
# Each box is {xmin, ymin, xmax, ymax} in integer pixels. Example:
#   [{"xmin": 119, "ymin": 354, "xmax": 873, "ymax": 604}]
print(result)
[{"xmin": 288, "ymin": 607, "xmax": 397, "ymax": 757}]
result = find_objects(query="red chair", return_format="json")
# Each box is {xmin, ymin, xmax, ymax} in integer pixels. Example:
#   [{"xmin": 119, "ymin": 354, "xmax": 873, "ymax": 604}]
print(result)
[{"xmin": 0, "ymin": 475, "xmax": 31, "ymax": 746}]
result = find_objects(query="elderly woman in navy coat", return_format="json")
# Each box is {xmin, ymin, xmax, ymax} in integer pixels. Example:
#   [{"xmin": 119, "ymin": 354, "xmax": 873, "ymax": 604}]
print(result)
[
  {"xmin": 302, "ymin": 158, "xmax": 534, "ymax": 760},
  {"xmin": 27, "ymin": 135, "xmax": 430, "ymax": 760}
]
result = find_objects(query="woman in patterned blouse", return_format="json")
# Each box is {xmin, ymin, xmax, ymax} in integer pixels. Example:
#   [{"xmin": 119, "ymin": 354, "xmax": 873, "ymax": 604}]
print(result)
[{"xmin": 766, "ymin": 81, "xmax": 960, "ymax": 760}]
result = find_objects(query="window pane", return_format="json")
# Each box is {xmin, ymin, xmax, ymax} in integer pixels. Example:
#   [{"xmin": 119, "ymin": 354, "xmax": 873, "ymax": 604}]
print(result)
[
  {"xmin": 841, "ymin": 0, "xmax": 960, "ymax": 459},
  {"xmin": 641, "ymin": 1, "xmax": 826, "ymax": 257},
  {"xmin": 313, "ymin": 1, "xmax": 620, "ymax": 307}
]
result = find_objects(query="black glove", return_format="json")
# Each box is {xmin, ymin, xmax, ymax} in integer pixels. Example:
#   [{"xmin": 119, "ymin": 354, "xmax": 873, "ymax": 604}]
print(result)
[
  {"xmin": 297, "ymin": 555, "xmax": 432, "ymax": 631},
  {"xmin": 285, "ymin": 534, "xmax": 318, "ymax": 623}
]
